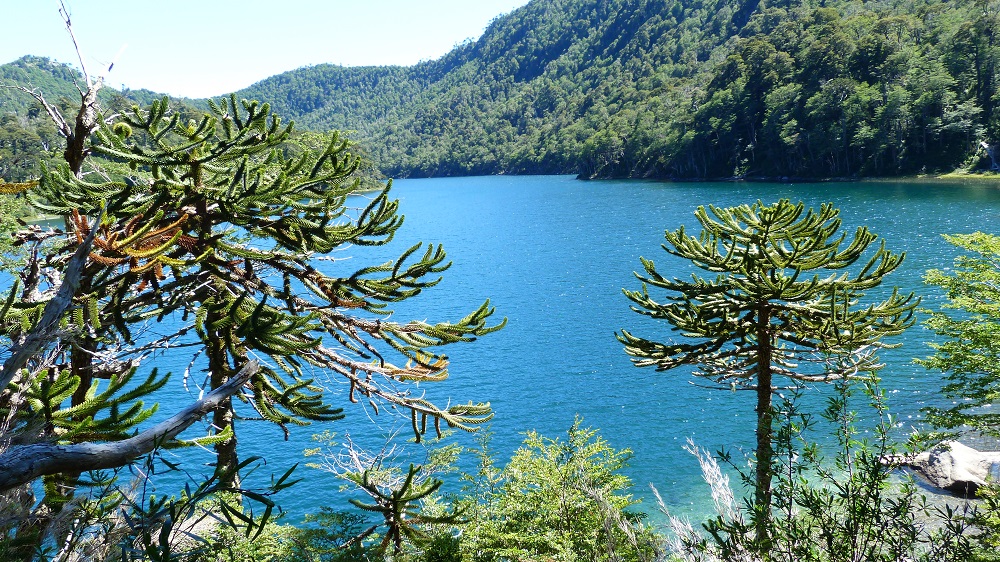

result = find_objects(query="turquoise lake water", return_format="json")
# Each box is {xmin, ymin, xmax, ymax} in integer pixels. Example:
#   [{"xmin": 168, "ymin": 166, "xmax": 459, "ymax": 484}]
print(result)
[{"xmin": 114, "ymin": 175, "xmax": 1000, "ymax": 524}]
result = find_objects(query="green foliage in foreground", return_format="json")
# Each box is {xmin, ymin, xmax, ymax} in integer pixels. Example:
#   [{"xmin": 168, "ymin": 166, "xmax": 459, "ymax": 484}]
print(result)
[
  {"xmin": 968, "ymin": 484, "xmax": 1000, "ymax": 562},
  {"xmin": 161, "ymin": 204, "xmax": 1000, "ymax": 562},
  {"xmin": 459, "ymin": 421, "xmax": 658, "ymax": 561},
  {"xmin": 182, "ymin": 400, "xmax": 1000, "ymax": 562},
  {"xmin": 0, "ymin": 86, "xmax": 500, "ymax": 557},
  {"xmin": 921, "ymin": 231, "xmax": 1000, "ymax": 439},
  {"xmin": 0, "ymin": 191, "xmax": 32, "ymax": 264},
  {"xmin": 346, "ymin": 464, "xmax": 462, "ymax": 554},
  {"xmin": 664, "ymin": 378, "xmax": 976, "ymax": 562},
  {"xmin": 197, "ymin": 421, "xmax": 655, "ymax": 562},
  {"xmin": 10, "ymin": 92, "xmax": 503, "ymax": 490}
]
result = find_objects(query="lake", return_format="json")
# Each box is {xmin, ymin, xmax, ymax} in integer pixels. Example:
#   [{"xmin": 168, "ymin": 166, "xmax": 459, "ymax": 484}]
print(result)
[{"xmin": 131, "ymin": 175, "xmax": 1000, "ymax": 524}]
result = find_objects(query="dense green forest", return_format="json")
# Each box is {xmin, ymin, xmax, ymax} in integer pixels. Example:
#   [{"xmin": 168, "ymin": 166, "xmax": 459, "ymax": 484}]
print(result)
[
  {"xmin": 0, "ymin": 56, "xmax": 200, "ymax": 182},
  {"xmin": 238, "ymin": 0, "xmax": 1000, "ymax": 179},
  {"xmin": 3, "ymin": 0, "xmax": 1000, "ymax": 179}
]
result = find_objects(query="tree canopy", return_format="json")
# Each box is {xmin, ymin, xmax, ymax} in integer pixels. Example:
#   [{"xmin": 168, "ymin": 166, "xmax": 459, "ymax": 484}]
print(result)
[
  {"xmin": 229, "ymin": 0, "xmax": 1000, "ymax": 180},
  {"xmin": 0, "ymin": 90, "xmax": 502, "ymax": 556}
]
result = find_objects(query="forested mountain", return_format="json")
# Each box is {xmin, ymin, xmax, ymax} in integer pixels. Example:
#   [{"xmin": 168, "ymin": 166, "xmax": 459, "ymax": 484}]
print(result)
[
  {"xmin": 4, "ymin": 0, "xmax": 1000, "ymax": 179},
  {"xmin": 0, "ymin": 56, "xmax": 93, "ymax": 181},
  {"xmin": 0, "ymin": 56, "xmax": 198, "ymax": 182},
  {"xmin": 239, "ymin": 0, "xmax": 754, "ymax": 178},
  {"xmin": 236, "ymin": 0, "xmax": 1000, "ymax": 179}
]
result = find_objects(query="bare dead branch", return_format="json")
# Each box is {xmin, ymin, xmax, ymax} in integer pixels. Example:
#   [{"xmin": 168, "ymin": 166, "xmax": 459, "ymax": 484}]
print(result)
[
  {"xmin": 0, "ymin": 207, "xmax": 103, "ymax": 389},
  {"xmin": 57, "ymin": 0, "xmax": 90, "ymax": 88},
  {"xmin": 0, "ymin": 84, "xmax": 72, "ymax": 139},
  {"xmin": 0, "ymin": 360, "xmax": 259, "ymax": 492}
]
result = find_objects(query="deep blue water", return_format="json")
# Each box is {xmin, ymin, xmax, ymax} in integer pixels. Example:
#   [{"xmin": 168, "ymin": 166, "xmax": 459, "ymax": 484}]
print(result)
[{"xmin": 44, "ymin": 175, "xmax": 1000, "ymax": 523}]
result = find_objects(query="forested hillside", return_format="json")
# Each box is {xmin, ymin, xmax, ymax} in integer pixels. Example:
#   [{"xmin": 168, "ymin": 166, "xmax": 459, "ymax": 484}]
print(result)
[
  {"xmin": 238, "ymin": 0, "xmax": 1000, "ymax": 179},
  {"xmin": 0, "ymin": 56, "xmax": 199, "ymax": 182},
  {"xmin": 4, "ymin": 0, "xmax": 1000, "ymax": 179}
]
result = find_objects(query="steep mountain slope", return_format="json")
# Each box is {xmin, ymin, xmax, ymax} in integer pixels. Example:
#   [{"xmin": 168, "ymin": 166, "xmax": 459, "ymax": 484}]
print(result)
[
  {"xmin": 1, "ymin": 55, "xmax": 172, "ymax": 114},
  {"xmin": 234, "ymin": 0, "xmax": 998, "ymax": 179},
  {"xmin": 1, "ymin": 56, "xmax": 90, "ymax": 114},
  {"xmin": 238, "ymin": 0, "xmax": 755, "ymax": 178},
  {"xmin": 0, "ymin": 56, "xmax": 202, "ymax": 181}
]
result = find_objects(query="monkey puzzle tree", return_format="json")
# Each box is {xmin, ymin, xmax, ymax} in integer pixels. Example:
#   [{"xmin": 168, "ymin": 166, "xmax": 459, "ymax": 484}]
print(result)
[
  {"xmin": 346, "ymin": 463, "xmax": 460, "ymax": 555},
  {"xmin": 0, "ymin": 94, "xmax": 501, "ymax": 560},
  {"xmin": 618, "ymin": 199, "xmax": 916, "ymax": 548},
  {"xmin": 3, "ymin": 95, "xmax": 502, "ymax": 482}
]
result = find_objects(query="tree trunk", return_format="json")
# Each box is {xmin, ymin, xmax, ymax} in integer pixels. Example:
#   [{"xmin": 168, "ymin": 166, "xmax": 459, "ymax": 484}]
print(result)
[
  {"xmin": 5, "ymin": 55, "xmax": 106, "ymax": 561},
  {"xmin": 755, "ymin": 303, "xmax": 774, "ymax": 550},
  {"xmin": 207, "ymin": 315, "xmax": 239, "ymax": 486}
]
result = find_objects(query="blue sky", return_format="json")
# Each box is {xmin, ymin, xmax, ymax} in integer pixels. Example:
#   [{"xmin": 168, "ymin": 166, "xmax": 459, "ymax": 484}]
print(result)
[{"xmin": 1, "ymin": 0, "xmax": 532, "ymax": 98}]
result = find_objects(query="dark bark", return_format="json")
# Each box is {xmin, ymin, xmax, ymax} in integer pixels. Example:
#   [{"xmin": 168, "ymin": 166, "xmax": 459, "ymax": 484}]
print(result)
[{"xmin": 754, "ymin": 302, "xmax": 774, "ymax": 549}]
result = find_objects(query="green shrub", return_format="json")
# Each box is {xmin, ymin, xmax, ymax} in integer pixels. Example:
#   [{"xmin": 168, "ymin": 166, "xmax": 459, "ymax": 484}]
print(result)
[
  {"xmin": 662, "ymin": 379, "xmax": 975, "ymax": 562},
  {"xmin": 460, "ymin": 419, "xmax": 659, "ymax": 562}
]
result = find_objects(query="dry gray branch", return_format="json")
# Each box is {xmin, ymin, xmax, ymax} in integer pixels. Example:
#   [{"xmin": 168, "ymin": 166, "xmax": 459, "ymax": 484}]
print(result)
[
  {"xmin": 0, "ymin": 208, "xmax": 103, "ymax": 390},
  {"xmin": 0, "ymin": 360, "xmax": 259, "ymax": 491}
]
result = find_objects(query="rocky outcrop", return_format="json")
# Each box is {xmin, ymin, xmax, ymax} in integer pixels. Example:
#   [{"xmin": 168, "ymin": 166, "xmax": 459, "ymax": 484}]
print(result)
[{"xmin": 897, "ymin": 441, "xmax": 1000, "ymax": 497}]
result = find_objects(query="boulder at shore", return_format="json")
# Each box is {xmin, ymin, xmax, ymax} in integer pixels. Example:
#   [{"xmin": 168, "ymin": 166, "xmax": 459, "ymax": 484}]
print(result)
[{"xmin": 899, "ymin": 441, "xmax": 1000, "ymax": 497}]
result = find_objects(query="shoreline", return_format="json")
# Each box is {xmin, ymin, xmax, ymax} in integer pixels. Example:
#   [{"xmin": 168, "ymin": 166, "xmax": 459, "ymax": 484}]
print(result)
[{"xmin": 577, "ymin": 170, "xmax": 1000, "ymax": 185}]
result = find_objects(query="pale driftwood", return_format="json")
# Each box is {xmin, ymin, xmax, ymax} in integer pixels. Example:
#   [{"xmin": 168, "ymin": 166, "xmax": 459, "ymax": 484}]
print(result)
[
  {"xmin": 0, "ymin": 360, "xmax": 258, "ymax": 492},
  {"xmin": 0, "ymin": 208, "xmax": 102, "ymax": 390}
]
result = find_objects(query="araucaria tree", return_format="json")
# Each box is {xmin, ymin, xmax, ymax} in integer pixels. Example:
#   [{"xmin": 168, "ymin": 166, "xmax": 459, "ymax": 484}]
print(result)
[
  {"xmin": 22, "ymin": 95, "xmax": 501, "ymax": 478},
  {"xmin": 0, "ymin": 94, "xmax": 501, "ymax": 555},
  {"xmin": 618, "ymin": 199, "xmax": 916, "ymax": 547}
]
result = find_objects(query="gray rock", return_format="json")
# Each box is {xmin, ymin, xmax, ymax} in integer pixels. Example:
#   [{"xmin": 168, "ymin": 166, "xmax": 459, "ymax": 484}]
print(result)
[{"xmin": 902, "ymin": 441, "xmax": 1000, "ymax": 497}]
